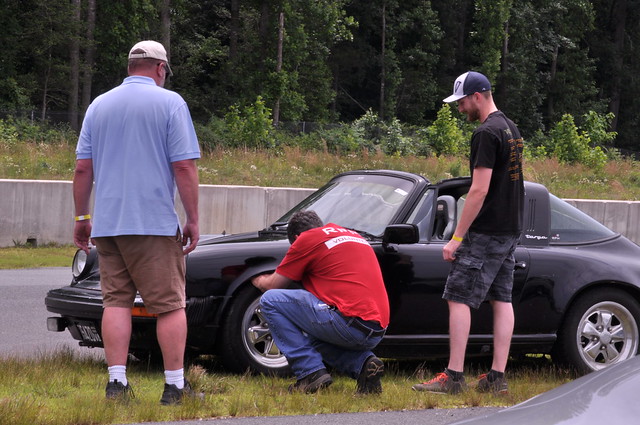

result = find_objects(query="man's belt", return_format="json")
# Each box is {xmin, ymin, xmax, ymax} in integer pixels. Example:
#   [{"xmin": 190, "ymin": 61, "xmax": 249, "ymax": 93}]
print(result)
[
  {"xmin": 348, "ymin": 316, "xmax": 386, "ymax": 337},
  {"xmin": 328, "ymin": 305, "xmax": 386, "ymax": 337}
]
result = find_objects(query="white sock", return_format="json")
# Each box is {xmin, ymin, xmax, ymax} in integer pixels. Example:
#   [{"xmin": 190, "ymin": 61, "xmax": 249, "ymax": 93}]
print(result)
[
  {"xmin": 108, "ymin": 365, "xmax": 127, "ymax": 386},
  {"xmin": 164, "ymin": 368, "xmax": 185, "ymax": 389}
]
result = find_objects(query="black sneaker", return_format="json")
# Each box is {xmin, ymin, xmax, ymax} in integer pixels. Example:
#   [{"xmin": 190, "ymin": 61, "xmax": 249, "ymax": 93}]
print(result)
[
  {"xmin": 105, "ymin": 379, "xmax": 133, "ymax": 400},
  {"xmin": 412, "ymin": 370, "xmax": 467, "ymax": 394},
  {"xmin": 160, "ymin": 379, "xmax": 202, "ymax": 405},
  {"xmin": 476, "ymin": 373, "xmax": 508, "ymax": 394},
  {"xmin": 288, "ymin": 369, "xmax": 333, "ymax": 394},
  {"xmin": 356, "ymin": 356, "xmax": 384, "ymax": 394}
]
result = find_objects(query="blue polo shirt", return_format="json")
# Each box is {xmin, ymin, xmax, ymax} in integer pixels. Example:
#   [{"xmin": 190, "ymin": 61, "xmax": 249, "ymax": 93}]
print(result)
[{"xmin": 76, "ymin": 76, "xmax": 201, "ymax": 237}]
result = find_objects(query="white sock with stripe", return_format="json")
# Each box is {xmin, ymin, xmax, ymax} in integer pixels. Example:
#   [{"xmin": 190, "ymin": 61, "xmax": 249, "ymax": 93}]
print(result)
[
  {"xmin": 164, "ymin": 368, "xmax": 185, "ymax": 389},
  {"xmin": 108, "ymin": 365, "xmax": 127, "ymax": 386}
]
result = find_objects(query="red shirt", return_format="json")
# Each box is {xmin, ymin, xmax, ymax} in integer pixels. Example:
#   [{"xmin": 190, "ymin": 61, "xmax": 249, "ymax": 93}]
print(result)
[{"xmin": 276, "ymin": 223, "xmax": 390, "ymax": 327}]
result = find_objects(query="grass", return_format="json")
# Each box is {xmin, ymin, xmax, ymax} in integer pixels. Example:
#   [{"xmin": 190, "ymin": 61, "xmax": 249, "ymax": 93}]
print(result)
[
  {"xmin": 0, "ymin": 349, "xmax": 574, "ymax": 425},
  {"xmin": 0, "ymin": 244, "xmax": 77, "ymax": 269},
  {"xmin": 1, "ymin": 141, "xmax": 640, "ymax": 200},
  {"xmin": 0, "ymin": 244, "xmax": 575, "ymax": 423}
]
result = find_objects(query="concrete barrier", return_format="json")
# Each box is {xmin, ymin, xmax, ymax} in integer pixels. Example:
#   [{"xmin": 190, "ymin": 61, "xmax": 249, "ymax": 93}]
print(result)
[
  {"xmin": 0, "ymin": 179, "xmax": 315, "ymax": 247},
  {"xmin": 173, "ymin": 184, "xmax": 315, "ymax": 236},
  {"xmin": 0, "ymin": 179, "xmax": 637, "ymax": 247},
  {"xmin": 1, "ymin": 180, "xmax": 75, "ymax": 247},
  {"xmin": 564, "ymin": 198, "xmax": 640, "ymax": 245}
]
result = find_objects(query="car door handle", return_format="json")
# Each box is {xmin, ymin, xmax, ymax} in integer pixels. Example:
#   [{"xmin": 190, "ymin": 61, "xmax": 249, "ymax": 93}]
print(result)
[{"xmin": 515, "ymin": 261, "xmax": 527, "ymax": 269}]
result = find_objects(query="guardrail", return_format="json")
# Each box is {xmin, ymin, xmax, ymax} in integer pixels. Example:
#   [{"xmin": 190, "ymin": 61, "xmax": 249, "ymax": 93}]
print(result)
[{"xmin": 0, "ymin": 179, "xmax": 637, "ymax": 247}]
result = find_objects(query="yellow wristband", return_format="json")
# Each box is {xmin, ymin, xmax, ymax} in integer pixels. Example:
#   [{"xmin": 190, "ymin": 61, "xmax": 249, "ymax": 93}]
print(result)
[
  {"xmin": 74, "ymin": 214, "xmax": 91, "ymax": 221},
  {"xmin": 452, "ymin": 235, "xmax": 463, "ymax": 242}
]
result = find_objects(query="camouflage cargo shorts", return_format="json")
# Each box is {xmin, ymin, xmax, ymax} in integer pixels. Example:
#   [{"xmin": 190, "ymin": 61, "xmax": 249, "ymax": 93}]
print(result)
[{"xmin": 443, "ymin": 232, "xmax": 519, "ymax": 309}]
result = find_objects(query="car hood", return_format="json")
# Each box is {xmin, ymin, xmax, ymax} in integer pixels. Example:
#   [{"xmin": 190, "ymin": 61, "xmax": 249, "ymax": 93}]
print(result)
[
  {"xmin": 452, "ymin": 355, "xmax": 640, "ymax": 424},
  {"xmin": 185, "ymin": 230, "xmax": 291, "ymax": 297}
]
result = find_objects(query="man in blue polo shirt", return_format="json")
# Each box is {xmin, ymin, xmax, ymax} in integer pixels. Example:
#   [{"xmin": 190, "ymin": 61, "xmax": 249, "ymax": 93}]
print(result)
[{"xmin": 73, "ymin": 40, "xmax": 201, "ymax": 405}]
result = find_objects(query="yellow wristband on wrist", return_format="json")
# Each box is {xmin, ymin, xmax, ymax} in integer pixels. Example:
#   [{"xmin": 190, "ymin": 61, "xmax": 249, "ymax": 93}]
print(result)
[
  {"xmin": 74, "ymin": 214, "xmax": 91, "ymax": 221},
  {"xmin": 452, "ymin": 235, "xmax": 463, "ymax": 242}
]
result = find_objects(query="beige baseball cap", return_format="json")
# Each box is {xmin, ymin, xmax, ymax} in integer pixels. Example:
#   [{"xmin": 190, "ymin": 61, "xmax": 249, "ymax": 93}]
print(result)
[{"xmin": 128, "ymin": 40, "xmax": 173, "ymax": 76}]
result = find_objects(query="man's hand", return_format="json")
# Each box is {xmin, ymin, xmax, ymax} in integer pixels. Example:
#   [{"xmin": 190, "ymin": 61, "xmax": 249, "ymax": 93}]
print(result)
[
  {"xmin": 252, "ymin": 274, "xmax": 272, "ymax": 292},
  {"xmin": 252, "ymin": 272, "xmax": 292, "ymax": 292},
  {"xmin": 181, "ymin": 220, "xmax": 199, "ymax": 254},
  {"xmin": 441, "ymin": 167, "xmax": 492, "ymax": 262},
  {"xmin": 74, "ymin": 220, "xmax": 92, "ymax": 254},
  {"xmin": 443, "ymin": 239, "xmax": 461, "ymax": 262}
]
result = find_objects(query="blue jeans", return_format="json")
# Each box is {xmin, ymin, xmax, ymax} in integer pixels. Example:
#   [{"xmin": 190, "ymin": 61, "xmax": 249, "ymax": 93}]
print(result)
[{"xmin": 260, "ymin": 289, "xmax": 384, "ymax": 380}]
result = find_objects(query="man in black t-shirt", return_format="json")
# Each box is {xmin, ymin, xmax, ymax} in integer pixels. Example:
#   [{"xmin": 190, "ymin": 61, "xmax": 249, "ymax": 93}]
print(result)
[{"xmin": 413, "ymin": 71, "xmax": 524, "ymax": 395}]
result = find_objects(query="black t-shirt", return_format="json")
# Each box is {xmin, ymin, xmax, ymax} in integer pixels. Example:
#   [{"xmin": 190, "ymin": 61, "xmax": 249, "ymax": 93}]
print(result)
[{"xmin": 469, "ymin": 111, "xmax": 524, "ymax": 235}]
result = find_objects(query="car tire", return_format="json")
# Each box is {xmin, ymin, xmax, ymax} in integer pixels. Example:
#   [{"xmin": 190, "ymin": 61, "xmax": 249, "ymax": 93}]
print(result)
[
  {"xmin": 554, "ymin": 288, "xmax": 640, "ymax": 374},
  {"xmin": 219, "ymin": 285, "xmax": 291, "ymax": 376}
]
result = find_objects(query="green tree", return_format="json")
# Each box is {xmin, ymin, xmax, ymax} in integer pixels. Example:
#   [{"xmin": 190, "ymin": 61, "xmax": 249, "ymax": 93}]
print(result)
[
  {"xmin": 387, "ymin": 0, "xmax": 443, "ymax": 123},
  {"xmin": 1, "ymin": 0, "xmax": 640, "ymax": 157},
  {"xmin": 0, "ymin": 0, "xmax": 32, "ymax": 111},
  {"xmin": 91, "ymin": 0, "xmax": 160, "ymax": 97},
  {"xmin": 223, "ymin": 96, "xmax": 275, "ymax": 149},
  {"xmin": 0, "ymin": 0, "xmax": 78, "ymax": 118},
  {"xmin": 549, "ymin": 113, "xmax": 607, "ymax": 169},
  {"xmin": 469, "ymin": 0, "xmax": 512, "ymax": 80},
  {"xmin": 421, "ymin": 104, "xmax": 466, "ymax": 157},
  {"xmin": 588, "ymin": 0, "xmax": 640, "ymax": 151},
  {"xmin": 332, "ymin": 0, "xmax": 443, "ymax": 124},
  {"xmin": 496, "ymin": 1, "xmax": 602, "ymax": 139},
  {"xmin": 172, "ymin": 0, "xmax": 353, "ymax": 123}
]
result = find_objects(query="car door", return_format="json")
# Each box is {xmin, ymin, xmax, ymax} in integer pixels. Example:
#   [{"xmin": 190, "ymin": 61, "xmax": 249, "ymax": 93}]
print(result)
[
  {"xmin": 379, "ymin": 242, "xmax": 530, "ymax": 334},
  {"xmin": 376, "ymin": 184, "xmax": 531, "ymax": 337}
]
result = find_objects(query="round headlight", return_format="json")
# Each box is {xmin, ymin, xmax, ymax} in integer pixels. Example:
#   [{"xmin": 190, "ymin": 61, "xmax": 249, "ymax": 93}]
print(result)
[{"xmin": 72, "ymin": 249, "xmax": 88, "ymax": 278}]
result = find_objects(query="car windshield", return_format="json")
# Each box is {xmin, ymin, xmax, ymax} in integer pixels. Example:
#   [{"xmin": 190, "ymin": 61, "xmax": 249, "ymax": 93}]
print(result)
[
  {"xmin": 550, "ymin": 194, "xmax": 616, "ymax": 243},
  {"xmin": 275, "ymin": 174, "xmax": 414, "ymax": 237}
]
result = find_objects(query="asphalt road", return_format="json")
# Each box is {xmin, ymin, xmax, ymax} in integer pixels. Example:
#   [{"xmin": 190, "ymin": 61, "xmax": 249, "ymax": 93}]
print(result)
[
  {"xmin": 0, "ymin": 268, "xmax": 501, "ymax": 425},
  {"xmin": 0, "ymin": 267, "xmax": 105, "ymax": 359},
  {"xmin": 123, "ymin": 407, "xmax": 502, "ymax": 425}
]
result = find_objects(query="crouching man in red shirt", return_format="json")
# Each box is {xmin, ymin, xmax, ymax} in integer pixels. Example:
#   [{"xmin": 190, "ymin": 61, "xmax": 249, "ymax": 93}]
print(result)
[{"xmin": 252, "ymin": 210, "xmax": 389, "ymax": 394}]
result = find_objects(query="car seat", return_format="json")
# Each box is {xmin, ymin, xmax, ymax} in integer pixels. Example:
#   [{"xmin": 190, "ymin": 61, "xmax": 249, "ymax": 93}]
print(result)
[{"xmin": 434, "ymin": 195, "xmax": 456, "ymax": 240}]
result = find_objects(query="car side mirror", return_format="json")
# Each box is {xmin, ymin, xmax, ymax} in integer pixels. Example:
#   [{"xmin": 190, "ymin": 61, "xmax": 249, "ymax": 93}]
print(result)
[{"xmin": 383, "ymin": 224, "xmax": 419, "ymax": 245}]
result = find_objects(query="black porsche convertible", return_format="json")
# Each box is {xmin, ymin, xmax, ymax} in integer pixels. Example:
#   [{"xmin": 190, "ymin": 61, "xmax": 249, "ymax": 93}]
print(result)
[{"xmin": 46, "ymin": 170, "xmax": 640, "ymax": 375}]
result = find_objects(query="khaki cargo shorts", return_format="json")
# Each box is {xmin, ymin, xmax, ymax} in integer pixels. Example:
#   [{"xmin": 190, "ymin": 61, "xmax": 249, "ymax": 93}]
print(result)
[{"xmin": 94, "ymin": 232, "xmax": 186, "ymax": 314}]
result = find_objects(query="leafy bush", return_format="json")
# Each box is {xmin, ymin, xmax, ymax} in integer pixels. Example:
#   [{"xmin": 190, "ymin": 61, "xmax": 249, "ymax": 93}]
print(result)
[
  {"xmin": 0, "ymin": 119, "xmax": 20, "ymax": 148},
  {"xmin": 1, "ymin": 107, "xmax": 623, "ymax": 175},
  {"xmin": 549, "ymin": 114, "xmax": 607, "ymax": 170},
  {"xmin": 351, "ymin": 109, "xmax": 383, "ymax": 152},
  {"xmin": 350, "ymin": 110, "xmax": 418, "ymax": 156},
  {"xmin": 420, "ymin": 104, "xmax": 467, "ymax": 157},
  {"xmin": 0, "ymin": 118, "xmax": 75, "ymax": 147},
  {"xmin": 580, "ymin": 111, "xmax": 617, "ymax": 147},
  {"xmin": 377, "ymin": 118, "xmax": 416, "ymax": 156},
  {"xmin": 194, "ymin": 117, "xmax": 227, "ymax": 152},
  {"xmin": 299, "ymin": 124, "xmax": 365, "ymax": 154},
  {"xmin": 579, "ymin": 110, "xmax": 619, "ymax": 160},
  {"xmin": 523, "ymin": 129, "xmax": 550, "ymax": 160},
  {"xmin": 223, "ymin": 96, "xmax": 276, "ymax": 149}
]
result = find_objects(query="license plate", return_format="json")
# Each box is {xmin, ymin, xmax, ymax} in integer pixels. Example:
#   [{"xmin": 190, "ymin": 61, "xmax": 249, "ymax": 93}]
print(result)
[{"xmin": 76, "ymin": 322, "xmax": 102, "ymax": 343}]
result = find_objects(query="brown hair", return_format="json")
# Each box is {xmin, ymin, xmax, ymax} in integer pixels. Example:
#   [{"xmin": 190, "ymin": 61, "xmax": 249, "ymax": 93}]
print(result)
[{"xmin": 287, "ymin": 210, "xmax": 323, "ymax": 244}]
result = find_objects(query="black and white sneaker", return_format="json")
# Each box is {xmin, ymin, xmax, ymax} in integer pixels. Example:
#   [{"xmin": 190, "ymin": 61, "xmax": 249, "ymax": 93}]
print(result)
[
  {"xmin": 105, "ymin": 379, "xmax": 133, "ymax": 400},
  {"xmin": 160, "ymin": 379, "xmax": 202, "ymax": 405}
]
